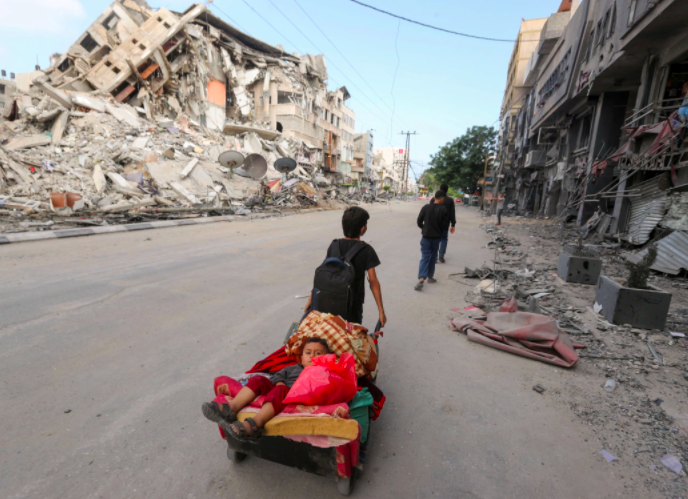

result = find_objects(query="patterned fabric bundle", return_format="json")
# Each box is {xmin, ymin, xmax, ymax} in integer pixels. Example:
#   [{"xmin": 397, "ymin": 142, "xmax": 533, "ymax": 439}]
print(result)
[{"xmin": 286, "ymin": 311, "xmax": 378, "ymax": 379}]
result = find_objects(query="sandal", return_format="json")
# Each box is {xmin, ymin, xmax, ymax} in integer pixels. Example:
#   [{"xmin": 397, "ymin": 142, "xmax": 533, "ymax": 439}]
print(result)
[
  {"xmin": 222, "ymin": 417, "xmax": 263, "ymax": 441},
  {"xmin": 202, "ymin": 401, "xmax": 237, "ymax": 424}
]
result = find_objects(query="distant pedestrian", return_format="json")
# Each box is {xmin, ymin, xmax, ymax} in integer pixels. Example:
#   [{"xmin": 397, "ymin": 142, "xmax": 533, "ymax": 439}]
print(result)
[
  {"xmin": 496, "ymin": 194, "xmax": 506, "ymax": 225},
  {"xmin": 415, "ymin": 190, "xmax": 450, "ymax": 291},
  {"xmin": 428, "ymin": 183, "xmax": 456, "ymax": 263}
]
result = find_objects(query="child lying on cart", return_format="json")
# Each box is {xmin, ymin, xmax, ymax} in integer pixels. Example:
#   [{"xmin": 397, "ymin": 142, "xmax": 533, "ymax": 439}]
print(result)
[{"xmin": 202, "ymin": 337, "xmax": 330, "ymax": 440}]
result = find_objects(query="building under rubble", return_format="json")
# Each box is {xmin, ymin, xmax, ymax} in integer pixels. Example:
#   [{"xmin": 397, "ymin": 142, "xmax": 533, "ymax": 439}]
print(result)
[
  {"xmin": 491, "ymin": 0, "xmax": 688, "ymax": 273},
  {"xmin": 0, "ymin": 0, "xmax": 386, "ymax": 229}
]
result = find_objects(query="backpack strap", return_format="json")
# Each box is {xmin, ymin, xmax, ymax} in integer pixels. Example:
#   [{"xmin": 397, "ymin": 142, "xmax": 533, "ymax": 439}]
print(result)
[
  {"xmin": 342, "ymin": 241, "xmax": 367, "ymax": 264},
  {"xmin": 329, "ymin": 239, "xmax": 343, "ymax": 258}
]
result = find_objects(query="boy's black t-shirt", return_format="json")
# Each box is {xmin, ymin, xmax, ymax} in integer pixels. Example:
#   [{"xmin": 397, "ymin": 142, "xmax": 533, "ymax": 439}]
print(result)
[{"xmin": 326, "ymin": 239, "xmax": 380, "ymax": 305}]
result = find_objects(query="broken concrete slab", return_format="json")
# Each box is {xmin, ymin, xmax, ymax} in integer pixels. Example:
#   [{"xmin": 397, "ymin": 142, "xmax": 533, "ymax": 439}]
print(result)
[
  {"xmin": 131, "ymin": 137, "xmax": 150, "ymax": 150},
  {"xmin": 179, "ymin": 158, "xmax": 199, "ymax": 179},
  {"xmin": 50, "ymin": 110, "xmax": 70, "ymax": 144},
  {"xmin": 71, "ymin": 94, "xmax": 107, "ymax": 113},
  {"xmin": 100, "ymin": 198, "xmax": 156, "ymax": 212},
  {"xmin": 106, "ymin": 172, "xmax": 131, "ymax": 189},
  {"xmin": 93, "ymin": 164, "xmax": 106, "ymax": 193},
  {"xmin": 105, "ymin": 103, "xmax": 140, "ymax": 128},
  {"xmin": 223, "ymin": 123, "xmax": 281, "ymax": 140},
  {"xmin": 32, "ymin": 80, "xmax": 72, "ymax": 109},
  {"xmin": 36, "ymin": 107, "xmax": 65, "ymax": 123},
  {"xmin": 6, "ymin": 135, "xmax": 52, "ymax": 151},
  {"xmin": 170, "ymin": 181, "xmax": 200, "ymax": 204}
]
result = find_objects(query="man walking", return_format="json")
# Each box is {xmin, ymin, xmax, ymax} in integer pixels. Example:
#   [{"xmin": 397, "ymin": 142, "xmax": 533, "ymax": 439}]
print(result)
[
  {"xmin": 415, "ymin": 190, "xmax": 450, "ymax": 291},
  {"xmin": 429, "ymin": 183, "xmax": 456, "ymax": 263},
  {"xmin": 496, "ymin": 193, "xmax": 506, "ymax": 225}
]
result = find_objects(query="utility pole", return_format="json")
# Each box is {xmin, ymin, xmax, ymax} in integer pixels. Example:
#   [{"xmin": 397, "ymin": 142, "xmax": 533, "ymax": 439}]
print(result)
[
  {"xmin": 480, "ymin": 149, "xmax": 490, "ymax": 210},
  {"xmin": 399, "ymin": 131, "xmax": 418, "ymax": 201},
  {"xmin": 480, "ymin": 141, "xmax": 496, "ymax": 211}
]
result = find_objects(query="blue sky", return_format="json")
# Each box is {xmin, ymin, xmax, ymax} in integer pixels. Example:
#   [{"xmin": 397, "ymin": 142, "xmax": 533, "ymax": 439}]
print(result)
[{"xmin": 0, "ymin": 0, "xmax": 557, "ymax": 177}]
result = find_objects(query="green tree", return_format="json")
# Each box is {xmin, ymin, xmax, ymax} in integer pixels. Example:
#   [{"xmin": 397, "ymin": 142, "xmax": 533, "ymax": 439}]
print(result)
[
  {"xmin": 418, "ymin": 171, "xmax": 440, "ymax": 192},
  {"xmin": 426, "ymin": 126, "xmax": 497, "ymax": 193}
]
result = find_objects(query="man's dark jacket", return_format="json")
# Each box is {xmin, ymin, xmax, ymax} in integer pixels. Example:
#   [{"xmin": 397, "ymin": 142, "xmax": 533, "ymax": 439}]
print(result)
[
  {"xmin": 429, "ymin": 195, "xmax": 456, "ymax": 228},
  {"xmin": 417, "ymin": 203, "xmax": 450, "ymax": 239}
]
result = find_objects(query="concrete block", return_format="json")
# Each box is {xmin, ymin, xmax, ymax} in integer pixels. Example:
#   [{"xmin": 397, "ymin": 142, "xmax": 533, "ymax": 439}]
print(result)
[
  {"xmin": 558, "ymin": 251, "xmax": 602, "ymax": 285},
  {"xmin": 594, "ymin": 275, "xmax": 672, "ymax": 330},
  {"xmin": 33, "ymin": 80, "xmax": 72, "ymax": 109}
]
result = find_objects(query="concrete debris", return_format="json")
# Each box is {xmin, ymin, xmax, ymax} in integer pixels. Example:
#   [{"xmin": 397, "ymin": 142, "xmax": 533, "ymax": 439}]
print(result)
[
  {"xmin": 460, "ymin": 218, "xmax": 688, "ymax": 495},
  {"xmin": 0, "ymin": 0, "xmax": 393, "ymax": 234}
]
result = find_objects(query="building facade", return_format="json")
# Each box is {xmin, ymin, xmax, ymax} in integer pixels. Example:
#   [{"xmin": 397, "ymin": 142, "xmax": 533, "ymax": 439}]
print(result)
[{"xmin": 496, "ymin": 0, "xmax": 688, "ymax": 253}]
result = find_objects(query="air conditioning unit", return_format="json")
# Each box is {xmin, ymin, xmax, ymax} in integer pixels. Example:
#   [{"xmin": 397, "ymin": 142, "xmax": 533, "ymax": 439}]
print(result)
[{"xmin": 525, "ymin": 149, "xmax": 547, "ymax": 167}]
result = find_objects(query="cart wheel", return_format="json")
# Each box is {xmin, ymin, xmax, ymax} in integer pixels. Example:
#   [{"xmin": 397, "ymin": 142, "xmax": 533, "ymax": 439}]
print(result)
[
  {"xmin": 227, "ymin": 448, "xmax": 247, "ymax": 463},
  {"xmin": 337, "ymin": 476, "xmax": 353, "ymax": 496}
]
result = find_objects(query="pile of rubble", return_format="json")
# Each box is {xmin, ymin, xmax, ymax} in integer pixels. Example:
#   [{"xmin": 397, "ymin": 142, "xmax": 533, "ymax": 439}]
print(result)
[
  {"xmin": 457, "ymin": 217, "xmax": 688, "ymax": 498},
  {"xmin": 0, "ymin": 1, "xmax": 383, "ymax": 234}
]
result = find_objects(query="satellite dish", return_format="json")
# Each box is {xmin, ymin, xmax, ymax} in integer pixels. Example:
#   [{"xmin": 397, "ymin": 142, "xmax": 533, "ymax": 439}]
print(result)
[
  {"xmin": 241, "ymin": 154, "xmax": 268, "ymax": 180},
  {"xmin": 274, "ymin": 157, "xmax": 297, "ymax": 174},
  {"xmin": 218, "ymin": 150, "xmax": 245, "ymax": 169}
]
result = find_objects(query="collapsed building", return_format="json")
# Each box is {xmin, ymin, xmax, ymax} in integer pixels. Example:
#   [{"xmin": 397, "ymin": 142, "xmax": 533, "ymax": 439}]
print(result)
[
  {"xmin": 491, "ymin": 0, "xmax": 688, "ymax": 274},
  {"xmin": 0, "ymin": 0, "xmax": 381, "ymax": 233}
]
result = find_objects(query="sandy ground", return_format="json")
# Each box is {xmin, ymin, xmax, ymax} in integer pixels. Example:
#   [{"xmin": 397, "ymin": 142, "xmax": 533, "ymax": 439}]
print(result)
[{"xmin": 0, "ymin": 201, "xmax": 655, "ymax": 499}]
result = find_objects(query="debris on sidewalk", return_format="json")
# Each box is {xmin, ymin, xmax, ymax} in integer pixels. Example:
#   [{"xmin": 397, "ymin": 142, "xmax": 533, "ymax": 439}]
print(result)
[{"xmin": 457, "ymin": 216, "xmax": 688, "ymax": 496}]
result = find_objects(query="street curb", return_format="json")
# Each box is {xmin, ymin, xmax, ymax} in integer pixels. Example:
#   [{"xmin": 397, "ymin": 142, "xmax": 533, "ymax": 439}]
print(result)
[{"xmin": 0, "ymin": 212, "xmax": 301, "ymax": 246}]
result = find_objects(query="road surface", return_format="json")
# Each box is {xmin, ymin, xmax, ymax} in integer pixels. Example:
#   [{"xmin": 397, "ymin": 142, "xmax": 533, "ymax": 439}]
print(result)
[{"xmin": 0, "ymin": 203, "xmax": 625, "ymax": 498}]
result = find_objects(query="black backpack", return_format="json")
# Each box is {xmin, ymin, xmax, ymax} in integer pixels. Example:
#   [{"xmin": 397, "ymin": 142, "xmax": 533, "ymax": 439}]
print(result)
[{"xmin": 311, "ymin": 240, "xmax": 366, "ymax": 319}]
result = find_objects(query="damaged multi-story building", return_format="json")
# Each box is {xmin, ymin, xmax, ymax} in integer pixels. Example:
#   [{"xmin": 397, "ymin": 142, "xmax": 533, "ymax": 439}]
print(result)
[
  {"xmin": 46, "ymin": 1, "xmax": 359, "ymax": 176},
  {"xmin": 493, "ymin": 0, "xmax": 688, "ymax": 272},
  {"xmin": 0, "ymin": 0, "xmax": 384, "ymax": 230}
]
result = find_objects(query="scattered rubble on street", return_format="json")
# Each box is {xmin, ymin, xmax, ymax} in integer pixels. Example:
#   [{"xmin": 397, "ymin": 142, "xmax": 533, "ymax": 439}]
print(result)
[
  {"xmin": 0, "ymin": 1, "xmax": 390, "ymax": 235},
  {"xmin": 450, "ymin": 213, "xmax": 688, "ymax": 498}
]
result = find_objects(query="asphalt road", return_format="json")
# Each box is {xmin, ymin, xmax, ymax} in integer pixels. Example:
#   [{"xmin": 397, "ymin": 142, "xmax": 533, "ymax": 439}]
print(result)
[{"xmin": 0, "ymin": 203, "xmax": 625, "ymax": 499}]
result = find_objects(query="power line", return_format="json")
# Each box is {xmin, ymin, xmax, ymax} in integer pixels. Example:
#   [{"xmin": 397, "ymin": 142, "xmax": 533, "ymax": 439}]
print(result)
[
  {"xmin": 292, "ymin": 0, "xmax": 409, "ymax": 126},
  {"xmin": 390, "ymin": 20, "xmax": 401, "ymax": 146},
  {"xmin": 264, "ymin": 0, "xmax": 409, "ymax": 135},
  {"xmin": 258, "ymin": 0, "xmax": 406, "ymax": 141},
  {"xmin": 208, "ymin": 2, "xmax": 252, "ymax": 35},
  {"xmin": 348, "ymin": 0, "xmax": 516, "ymax": 42},
  {"xmin": 238, "ymin": 0, "xmax": 307, "ymax": 54},
  {"xmin": 217, "ymin": 0, "xmax": 394, "ymax": 140}
]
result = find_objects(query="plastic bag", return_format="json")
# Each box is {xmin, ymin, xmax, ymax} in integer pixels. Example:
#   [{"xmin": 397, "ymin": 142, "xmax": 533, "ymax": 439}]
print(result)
[{"xmin": 282, "ymin": 353, "xmax": 358, "ymax": 406}]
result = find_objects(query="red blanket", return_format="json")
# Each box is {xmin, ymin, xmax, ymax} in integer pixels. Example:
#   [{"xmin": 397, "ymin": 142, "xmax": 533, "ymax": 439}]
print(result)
[{"xmin": 451, "ymin": 311, "xmax": 585, "ymax": 368}]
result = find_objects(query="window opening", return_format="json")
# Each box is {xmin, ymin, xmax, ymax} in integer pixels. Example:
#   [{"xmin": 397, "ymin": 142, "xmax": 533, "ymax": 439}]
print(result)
[
  {"xmin": 80, "ymin": 33, "xmax": 100, "ymax": 53},
  {"xmin": 628, "ymin": 0, "xmax": 637, "ymax": 26},
  {"xmin": 102, "ymin": 12, "xmax": 120, "ymax": 30}
]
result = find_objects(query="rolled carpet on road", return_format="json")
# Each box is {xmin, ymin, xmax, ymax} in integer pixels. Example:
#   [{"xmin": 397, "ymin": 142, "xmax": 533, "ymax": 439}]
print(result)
[{"xmin": 450, "ymin": 311, "xmax": 585, "ymax": 368}]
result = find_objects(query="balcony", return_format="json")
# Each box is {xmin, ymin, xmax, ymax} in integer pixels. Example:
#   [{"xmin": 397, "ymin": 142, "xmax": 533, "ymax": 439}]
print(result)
[{"xmin": 625, "ymin": 98, "xmax": 686, "ymax": 128}]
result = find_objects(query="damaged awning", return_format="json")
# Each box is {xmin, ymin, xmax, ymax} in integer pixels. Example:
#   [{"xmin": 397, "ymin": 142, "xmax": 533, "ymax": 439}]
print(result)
[
  {"xmin": 625, "ymin": 230, "xmax": 688, "ymax": 275},
  {"xmin": 624, "ymin": 176, "xmax": 668, "ymax": 245}
]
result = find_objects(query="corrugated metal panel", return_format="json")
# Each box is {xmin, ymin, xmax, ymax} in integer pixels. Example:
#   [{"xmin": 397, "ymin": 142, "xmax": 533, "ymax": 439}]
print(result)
[
  {"xmin": 625, "ymin": 230, "xmax": 688, "ymax": 275},
  {"xmin": 625, "ymin": 177, "xmax": 667, "ymax": 245}
]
